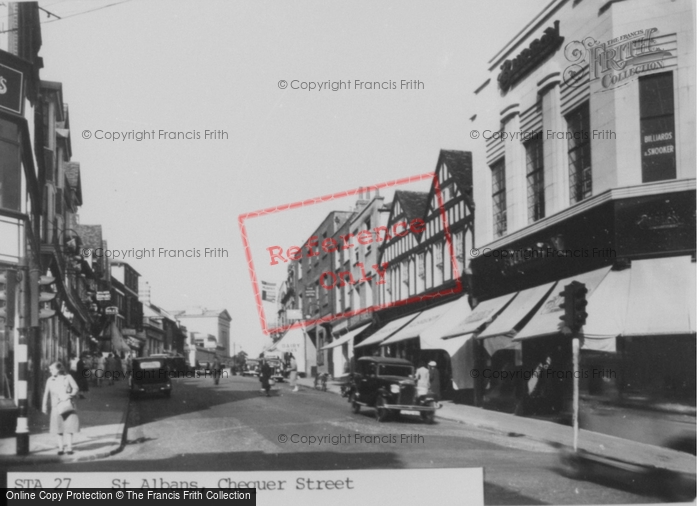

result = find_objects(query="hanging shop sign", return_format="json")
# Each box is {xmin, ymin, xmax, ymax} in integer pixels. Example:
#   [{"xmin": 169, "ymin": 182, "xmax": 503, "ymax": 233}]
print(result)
[{"xmin": 0, "ymin": 60, "xmax": 24, "ymax": 115}]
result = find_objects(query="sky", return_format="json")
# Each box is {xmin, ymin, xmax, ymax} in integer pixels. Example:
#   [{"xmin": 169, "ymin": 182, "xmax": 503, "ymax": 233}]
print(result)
[{"xmin": 36, "ymin": 0, "xmax": 550, "ymax": 355}]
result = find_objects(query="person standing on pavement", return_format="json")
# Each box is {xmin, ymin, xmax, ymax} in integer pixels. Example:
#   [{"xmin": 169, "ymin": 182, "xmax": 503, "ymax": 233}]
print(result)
[
  {"xmin": 428, "ymin": 361, "xmax": 441, "ymax": 401},
  {"xmin": 105, "ymin": 353, "xmax": 116, "ymax": 386},
  {"xmin": 96, "ymin": 353, "xmax": 106, "ymax": 387},
  {"xmin": 260, "ymin": 359, "xmax": 272, "ymax": 397},
  {"xmin": 69, "ymin": 354, "xmax": 80, "ymax": 390},
  {"xmin": 42, "ymin": 361, "xmax": 80, "ymax": 455},
  {"xmin": 76, "ymin": 354, "xmax": 88, "ymax": 398},
  {"xmin": 213, "ymin": 354, "xmax": 222, "ymax": 385},
  {"xmin": 415, "ymin": 361, "xmax": 430, "ymax": 398},
  {"xmin": 288, "ymin": 354, "xmax": 298, "ymax": 392}
]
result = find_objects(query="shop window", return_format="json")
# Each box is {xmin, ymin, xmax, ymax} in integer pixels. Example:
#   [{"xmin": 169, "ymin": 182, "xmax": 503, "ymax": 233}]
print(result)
[
  {"xmin": 525, "ymin": 136, "xmax": 545, "ymax": 222},
  {"xmin": 639, "ymin": 72, "xmax": 676, "ymax": 182},
  {"xmin": 566, "ymin": 104, "xmax": 592, "ymax": 203},
  {"xmin": 491, "ymin": 159, "xmax": 506, "ymax": 238}
]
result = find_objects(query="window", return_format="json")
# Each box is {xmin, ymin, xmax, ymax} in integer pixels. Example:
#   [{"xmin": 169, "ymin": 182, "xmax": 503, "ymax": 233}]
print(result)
[
  {"xmin": 353, "ymin": 229, "xmax": 359, "ymax": 264},
  {"xmin": 364, "ymin": 219, "xmax": 372, "ymax": 255},
  {"xmin": 639, "ymin": 72, "xmax": 676, "ymax": 182},
  {"xmin": 491, "ymin": 159, "xmax": 506, "ymax": 237},
  {"xmin": 525, "ymin": 136, "xmax": 545, "ymax": 222},
  {"xmin": 321, "ymin": 232, "xmax": 328, "ymax": 257},
  {"xmin": 566, "ymin": 104, "xmax": 592, "ymax": 203}
]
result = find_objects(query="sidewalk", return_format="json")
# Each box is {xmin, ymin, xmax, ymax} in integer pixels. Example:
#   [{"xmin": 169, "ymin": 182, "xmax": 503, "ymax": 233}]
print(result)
[
  {"xmin": 0, "ymin": 380, "xmax": 130, "ymax": 464},
  {"xmin": 297, "ymin": 376, "xmax": 696, "ymax": 475}
]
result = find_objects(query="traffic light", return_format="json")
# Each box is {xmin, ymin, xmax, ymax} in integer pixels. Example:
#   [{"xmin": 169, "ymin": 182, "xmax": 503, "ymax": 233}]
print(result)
[
  {"xmin": 558, "ymin": 283, "xmax": 574, "ymax": 330},
  {"xmin": 30, "ymin": 269, "xmax": 56, "ymax": 325},
  {"xmin": 571, "ymin": 281, "xmax": 588, "ymax": 329},
  {"xmin": 0, "ymin": 268, "xmax": 18, "ymax": 328}
]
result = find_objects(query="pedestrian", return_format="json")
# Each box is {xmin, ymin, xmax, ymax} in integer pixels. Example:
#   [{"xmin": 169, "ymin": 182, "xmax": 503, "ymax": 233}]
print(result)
[
  {"xmin": 213, "ymin": 355, "xmax": 222, "ymax": 385},
  {"xmin": 96, "ymin": 353, "xmax": 106, "ymax": 387},
  {"xmin": 287, "ymin": 354, "xmax": 298, "ymax": 392},
  {"xmin": 105, "ymin": 353, "xmax": 116, "ymax": 386},
  {"xmin": 42, "ymin": 361, "xmax": 80, "ymax": 455},
  {"xmin": 76, "ymin": 354, "xmax": 88, "ymax": 398},
  {"xmin": 260, "ymin": 359, "xmax": 272, "ymax": 397},
  {"xmin": 68, "ymin": 354, "xmax": 80, "ymax": 390},
  {"xmin": 415, "ymin": 361, "xmax": 430, "ymax": 398},
  {"xmin": 428, "ymin": 361, "xmax": 441, "ymax": 401},
  {"xmin": 114, "ymin": 354, "xmax": 123, "ymax": 382}
]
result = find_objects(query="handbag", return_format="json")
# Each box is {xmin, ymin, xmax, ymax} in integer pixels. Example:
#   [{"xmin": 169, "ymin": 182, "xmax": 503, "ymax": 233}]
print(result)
[
  {"xmin": 55, "ymin": 376, "xmax": 76, "ymax": 417},
  {"xmin": 56, "ymin": 399, "xmax": 76, "ymax": 417}
]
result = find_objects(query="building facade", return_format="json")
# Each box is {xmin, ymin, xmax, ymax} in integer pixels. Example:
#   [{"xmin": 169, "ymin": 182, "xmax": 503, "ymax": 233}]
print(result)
[
  {"xmin": 170, "ymin": 307, "xmax": 232, "ymax": 358},
  {"xmin": 465, "ymin": 0, "xmax": 695, "ymax": 417}
]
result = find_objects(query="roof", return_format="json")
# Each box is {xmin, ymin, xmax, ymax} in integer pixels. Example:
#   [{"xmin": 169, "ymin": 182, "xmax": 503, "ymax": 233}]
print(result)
[
  {"xmin": 438, "ymin": 149, "xmax": 473, "ymax": 211},
  {"xmin": 395, "ymin": 191, "xmax": 429, "ymax": 222},
  {"xmin": 170, "ymin": 308, "xmax": 232, "ymax": 321},
  {"xmin": 75, "ymin": 224, "xmax": 102, "ymax": 251},
  {"xmin": 356, "ymin": 356, "xmax": 413, "ymax": 366}
]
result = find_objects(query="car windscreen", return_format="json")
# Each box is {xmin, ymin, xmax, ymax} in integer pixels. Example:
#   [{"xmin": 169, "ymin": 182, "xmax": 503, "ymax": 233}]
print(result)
[{"xmin": 378, "ymin": 364, "xmax": 413, "ymax": 377}]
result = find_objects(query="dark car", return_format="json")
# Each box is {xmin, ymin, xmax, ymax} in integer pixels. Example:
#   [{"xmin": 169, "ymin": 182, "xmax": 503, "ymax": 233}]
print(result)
[
  {"xmin": 349, "ymin": 356, "xmax": 439, "ymax": 423},
  {"xmin": 129, "ymin": 357, "xmax": 172, "ymax": 398}
]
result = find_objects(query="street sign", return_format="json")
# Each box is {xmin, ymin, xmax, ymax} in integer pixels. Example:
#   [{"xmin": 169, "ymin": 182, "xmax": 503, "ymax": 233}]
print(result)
[
  {"xmin": 105, "ymin": 306, "xmax": 118, "ymax": 315},
  {"xmin": 96, "ymin": 291, "xmax": 111, "ymax": 301}
]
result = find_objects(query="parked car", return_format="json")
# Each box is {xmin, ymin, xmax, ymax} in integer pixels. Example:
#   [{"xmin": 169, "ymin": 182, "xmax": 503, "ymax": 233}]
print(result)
[
  {"xmin": 349, "ymin": 356, "xmax": 439, "ymax": 423},
  {"xmin": 129, "ymin": 357, "xmax": 172, "ymax": 398}
]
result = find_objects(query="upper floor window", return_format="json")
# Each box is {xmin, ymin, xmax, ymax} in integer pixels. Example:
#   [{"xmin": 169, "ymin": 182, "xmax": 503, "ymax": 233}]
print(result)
[
  {"xmin": 639, "ymin": 72, "xmax": 676, "ymax": 182},
  {"xmin": 566, "ymin": 104, "xmax": 592, "ymax": 203},
  {"xmin": 491, "ymin": 159, "xmax": 507, "ymax": 238},
  {"xmin": 525, "ymin": 136, "xmax": 545, "ymax": 222}
]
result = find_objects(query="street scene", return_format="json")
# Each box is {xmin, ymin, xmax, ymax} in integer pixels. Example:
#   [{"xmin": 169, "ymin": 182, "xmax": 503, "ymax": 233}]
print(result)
[{"xmin": 0, "ymin": 0, "xmax": 697, "ymax": 505}]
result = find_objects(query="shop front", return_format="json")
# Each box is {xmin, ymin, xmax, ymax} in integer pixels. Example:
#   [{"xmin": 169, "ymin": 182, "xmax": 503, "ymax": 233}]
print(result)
[{"xmin": 467, "ymin": 183, "xmax": 696, "ymax": 416}]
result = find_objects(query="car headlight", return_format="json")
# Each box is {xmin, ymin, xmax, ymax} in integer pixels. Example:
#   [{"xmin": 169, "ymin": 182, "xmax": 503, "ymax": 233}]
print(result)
[{"xmin": 390, "ymin": 384, "xmax": 400, "ymax": 394}]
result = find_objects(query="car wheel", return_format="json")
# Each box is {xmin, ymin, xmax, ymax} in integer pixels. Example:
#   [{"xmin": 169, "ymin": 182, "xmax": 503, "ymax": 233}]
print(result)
[
  {"xmin": 163, "ymin": 390, "xmax": 171, "ymax": 398},
  {"xmin": 352, "ymin": 401, "xmax": 361, "ymax": 414},
  {"xmin": 420, "ymin": 401, "xmax": 436, "ymax": 424},
  {"xmin": 376, "ymin": 396, "xmax": 389, "ymax": 422}
]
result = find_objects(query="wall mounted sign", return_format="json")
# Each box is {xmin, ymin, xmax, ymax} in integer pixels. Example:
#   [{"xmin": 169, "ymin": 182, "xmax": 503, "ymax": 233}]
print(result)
[
  {"xmin": 498, "ymin": 21, "xmax": 564, "ymax": 92},
  {"xmin": 0, "ymin": 61, "xmax": 23, "ymax": 115}
]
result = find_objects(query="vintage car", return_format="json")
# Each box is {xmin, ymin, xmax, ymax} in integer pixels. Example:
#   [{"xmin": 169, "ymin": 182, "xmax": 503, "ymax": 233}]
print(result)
[
  {"xmin": 129, "ymin": 357, "xmax": 172, "ymax": 398},
  {"xmin": 349, "ymin": 356, "xmax": 439, "ymax": 423},
  {"xmin": 241, "ymin": 359, "xmax": 260, "ymax": 377}
]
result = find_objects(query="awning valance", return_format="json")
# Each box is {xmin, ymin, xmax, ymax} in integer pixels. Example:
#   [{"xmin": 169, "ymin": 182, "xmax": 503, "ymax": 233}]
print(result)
[
  {"xmin": 355, "ymin": 313, "xmax": 419, "ymax": 348},
  {"xmin": 321, "ymin": 323, "xmax": 371, "ymax": 350}
]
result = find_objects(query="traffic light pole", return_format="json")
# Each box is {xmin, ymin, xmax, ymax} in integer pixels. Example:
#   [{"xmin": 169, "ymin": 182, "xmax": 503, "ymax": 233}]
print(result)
[
  {"xmin": 572, "ymin": 333, "xmax": 580, "ymax": 452},
  {"xmin": 16, "ymin": 260, "xmax": 29, "ymax": 455}
]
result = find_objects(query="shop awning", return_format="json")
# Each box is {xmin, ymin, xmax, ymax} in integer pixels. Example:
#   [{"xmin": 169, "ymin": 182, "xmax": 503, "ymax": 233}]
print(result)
[
  {"xmin": 381, "ymin": 297, "xmax": 470, "ymax": 347},
  {"xmin": 582, "ymin": 256, "xmax": 696, "ymax": 350},
  {"xmin": 110, "ymin": 322, "xmax": 131, "ymax": 353},
  {"xmin": 321, "ymin": 323, "xmax": 371, "ymax": 350},
  {"xmin": 514, "ymin": 266, "xmax": 612, "ymax": 341},
  {"xmin": 355, "ymin": 313, "xmax": 419, "ymax": 348},
  {"xmin": 442, "ymin": 292, "xmax": 517, "ymax": 339},
  {"xmin": 476, "ymin": 282, "xmax": 556, "ymax": 340}
]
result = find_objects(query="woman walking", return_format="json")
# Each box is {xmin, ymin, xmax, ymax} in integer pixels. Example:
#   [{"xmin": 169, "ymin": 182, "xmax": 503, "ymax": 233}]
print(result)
[{"xmin": 42, "ymin": 362, "xmax": 80, "ymax": 455}]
